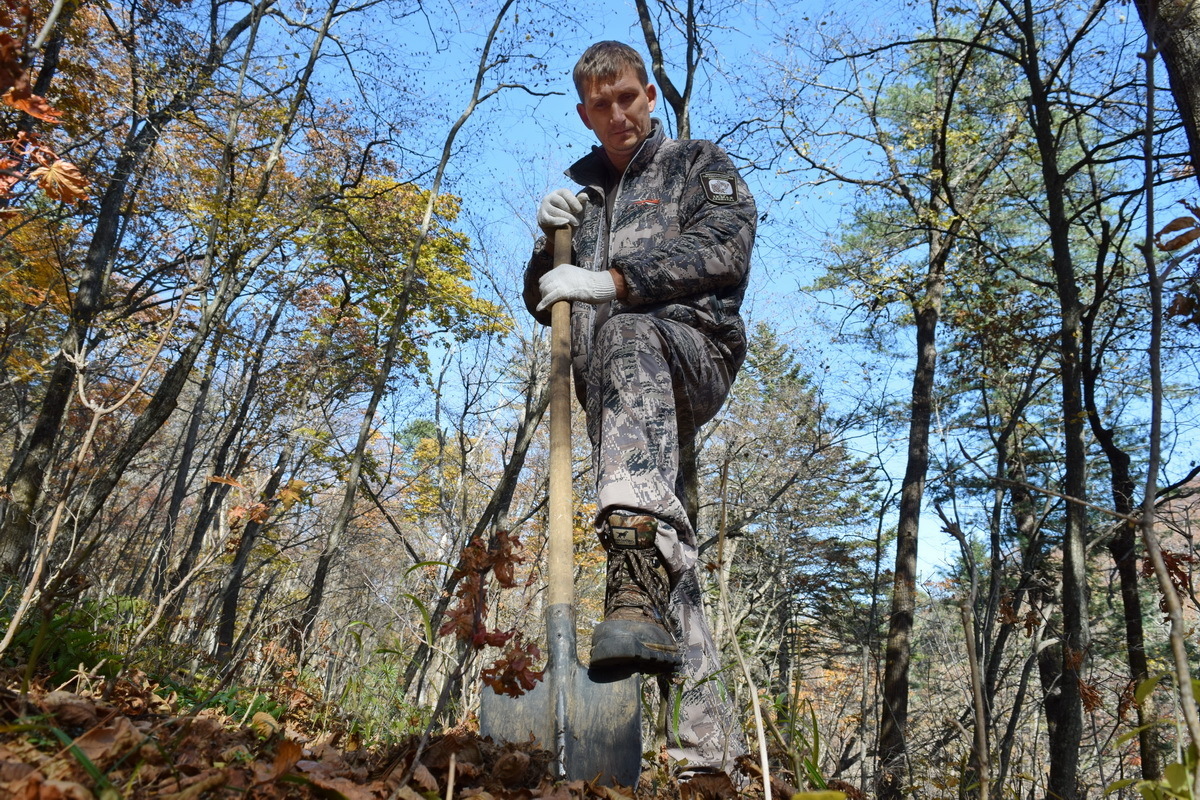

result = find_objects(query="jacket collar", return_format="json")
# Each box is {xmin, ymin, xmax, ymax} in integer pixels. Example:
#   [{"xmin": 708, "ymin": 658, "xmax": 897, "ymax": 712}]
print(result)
[{"xmin": 566, "ymin": 118, "xmax": 666, "ymax": 191}]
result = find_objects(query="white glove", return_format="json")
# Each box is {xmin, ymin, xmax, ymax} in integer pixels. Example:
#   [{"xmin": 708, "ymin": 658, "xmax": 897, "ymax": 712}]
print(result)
[
  {"xmin": 537, "ymin": 265, "xmax": 616, "ymax": 311},
  {"xmin": 537, "ymin": 188, "xmax": 584, "ymax": 233}
]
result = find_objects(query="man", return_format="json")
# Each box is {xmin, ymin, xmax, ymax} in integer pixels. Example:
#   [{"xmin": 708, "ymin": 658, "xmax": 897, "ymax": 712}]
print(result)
[{"xmin": 523, "ymin": 41, "xmax": 755, "ymax": 774}]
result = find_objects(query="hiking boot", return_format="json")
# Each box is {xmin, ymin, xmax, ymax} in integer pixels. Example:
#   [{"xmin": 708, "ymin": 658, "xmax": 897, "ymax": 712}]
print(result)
[{"xmin": 589, "ymin": 512, "xmax": 681, "ymax": 673}]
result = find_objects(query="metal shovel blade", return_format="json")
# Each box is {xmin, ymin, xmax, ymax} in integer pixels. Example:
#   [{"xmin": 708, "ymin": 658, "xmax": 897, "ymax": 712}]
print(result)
[
  {"xmin": 481, "ymin": 227, "xmax": 641, "ymax": 786},
  {"xmin": 480, "ymin": 604, "xmax": 642, "ymax": 787}
]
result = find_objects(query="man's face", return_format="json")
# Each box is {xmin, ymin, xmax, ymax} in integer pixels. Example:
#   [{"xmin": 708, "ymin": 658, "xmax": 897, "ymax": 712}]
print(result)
[{"xmin": 576, "ymin": 68, "xmax": 657, "ymax": 171}]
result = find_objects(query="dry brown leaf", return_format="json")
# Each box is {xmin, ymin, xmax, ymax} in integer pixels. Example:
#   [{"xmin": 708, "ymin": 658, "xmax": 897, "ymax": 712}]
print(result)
[
  {"xmin": 305, "ymin": 773, "xmax": 380, "ymax": 799},
  {"xmin": 678, "ymin": 772, "xmax": 737, "ymax": 800},
  {"xmin": 492, "ymin": 750, "xmax": 531, "ymax": 785},
  {"xmin": 250, "ymin": 711, "xmax": 280, "ymax": 739},
  {"xmin": 1156, "ymin": 216, "xmax": 1197, "ymax": 236},
  {"xmin": 0, "ymin": 760, "xmax": 36, "ymax": 782},
  {"xmin": 1158, "ymin": 227, "xmax": 1200, "ymax": 252},
  {"xmin": 536, "ymin": 783, "xmax": 575, "ymax": 800},
  {"xmin": 273, "ymin": 739, "xmax": 302, "ymax": 776},
  {"xmin": 42, "ymin": 691, "xmax": 98, "ymax": 729},
  {"xmin": 251, "ymin": 738, "xmax": 301, "ymax": 785},
  {"xmin": 208, "ymin": 475, "xmax": 246, "ymax": 488},
  {"xmin": 412, "ymin": 761, "xmax": 439, "ymax": 792},
  {"xmin": 389, "ymin": 785, "xmax": 427, "ymax": 800},
  {"xmin": 28, "ymin": 159, "xmax": 89, "ymax": 204},
  {"xmin": 1, "ymin": 771, "xmax": 96, "ymax": 800},
  {"xmin": 74, "ymin": 716, "xmax": 145, "ymax": 770}
]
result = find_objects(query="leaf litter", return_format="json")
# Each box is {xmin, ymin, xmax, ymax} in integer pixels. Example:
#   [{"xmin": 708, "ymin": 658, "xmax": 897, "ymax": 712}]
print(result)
[{"xmin": 0, "ymin": 670, "xmax": 816, "ymax": 799}]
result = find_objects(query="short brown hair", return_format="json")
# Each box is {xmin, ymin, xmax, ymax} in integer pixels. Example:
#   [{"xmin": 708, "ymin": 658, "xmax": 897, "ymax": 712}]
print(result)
[{"xmin": 572, "ymin": 41, "xmax": 649, "ymax": 100}]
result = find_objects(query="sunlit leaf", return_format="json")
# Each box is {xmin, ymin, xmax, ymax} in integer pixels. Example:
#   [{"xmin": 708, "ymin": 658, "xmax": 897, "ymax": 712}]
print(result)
[
  {"xmin": 1135, "ymin": 674, "xmax": 1166, "ymax": 706},
  {"xmin": 2, "ymin": 87, "xmax": 63, "ymax": 122},
  {"xmin": 29, "ymin": 159, "xmax": 90, "ymax": 203}
]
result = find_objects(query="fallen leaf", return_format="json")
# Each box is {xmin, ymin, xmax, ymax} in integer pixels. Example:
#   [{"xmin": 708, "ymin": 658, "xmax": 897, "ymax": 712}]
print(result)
[
  {"xmin": 42, "ymin": 691, "xmax": 98, "ymax": 729},
  {"xmin": 250, "ymin": 711, "xmax": 280, "ymax": 739},
  {"xmin": 1, "ymin": 771, "xmax": 96, "ymax": 800},
  {"xmin": 251, "ymin": 739, "xmax": 301, "ymax": 785},
  {"xmin": 0, "ymin": 760, "xmax": 35, "ymax": 782},
  {"xmin": 679, "ymin": 771, "xmax": 737, "ymax": 800},
  {"xmin": 492, "ymin": 750, "xmax": 529, "ymax": 784},
  {"xmin": 412, "ymin": 761, "xmax": 438, "ymax": 792},
  {"xmin": 74, "ymin": 716, "xmax": 145, "ymax": 770},
  {"xmin": 153, "ymin": 768, "xmax": 228, "ymax": 800},
  {"xmin": 389, "ymin": 785, "xmax": 426, "ymax": 800}
]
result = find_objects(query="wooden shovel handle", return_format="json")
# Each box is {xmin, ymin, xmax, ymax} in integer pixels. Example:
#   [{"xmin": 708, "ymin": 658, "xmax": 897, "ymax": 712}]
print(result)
[{"xmin": 546, "ymin": 226, "xmax": 574, "ymax": 608}]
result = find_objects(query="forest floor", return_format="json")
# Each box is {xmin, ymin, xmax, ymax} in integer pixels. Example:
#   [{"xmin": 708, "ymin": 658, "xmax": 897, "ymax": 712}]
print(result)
[{"xmin": 0, "ymin": 670, "xmax": 816, "ymax": 799}]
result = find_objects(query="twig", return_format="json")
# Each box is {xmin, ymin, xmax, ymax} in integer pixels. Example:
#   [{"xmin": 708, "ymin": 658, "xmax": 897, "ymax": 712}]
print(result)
[{"xmin": 717, "ymin": 462, "xmax": 771, "ymax": 800}]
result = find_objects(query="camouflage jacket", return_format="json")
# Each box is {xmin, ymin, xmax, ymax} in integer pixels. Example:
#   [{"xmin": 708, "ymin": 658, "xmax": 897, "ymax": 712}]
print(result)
[{"xmin": 524, "ymin": 119, "xmax": 756, "ymax": 397}]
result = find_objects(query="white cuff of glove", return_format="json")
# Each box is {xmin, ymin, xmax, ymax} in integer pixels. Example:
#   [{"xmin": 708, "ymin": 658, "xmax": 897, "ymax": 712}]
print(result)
[
  {"xmin": 537, "ymin": 264, "xmax": 617, "ymax": 311},
  {"xmin": 537, "ymin": 188, "xmax": 584, "ymax": 233}
]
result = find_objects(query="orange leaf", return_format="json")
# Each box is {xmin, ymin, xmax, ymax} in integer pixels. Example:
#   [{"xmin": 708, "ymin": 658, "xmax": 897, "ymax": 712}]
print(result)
[
  {"xmin": 1157, "ymin": 227, "xmax": 1200, "ymax": 253},
  {"xmin": 208, "ymin": 475, "xmax": 247, "ymax": 489},
  {"xmin": 1, "ymin": 87, "xmax": 62, "ymax": 123},
  {"xmin": 29, "ymin": 159, "xmax": 89, "ymax": 203}
]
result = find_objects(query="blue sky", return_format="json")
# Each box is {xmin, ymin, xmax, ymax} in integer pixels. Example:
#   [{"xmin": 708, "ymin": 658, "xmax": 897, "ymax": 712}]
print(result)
[{"xmin": 375, "ymin": 0, "xmax": 1200, "ymax": 580}]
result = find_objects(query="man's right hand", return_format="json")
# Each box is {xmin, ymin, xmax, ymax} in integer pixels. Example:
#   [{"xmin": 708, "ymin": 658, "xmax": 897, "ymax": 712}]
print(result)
[{"xmin": 538, "ymin": 188, "xmax": 584, "ymax": 234}]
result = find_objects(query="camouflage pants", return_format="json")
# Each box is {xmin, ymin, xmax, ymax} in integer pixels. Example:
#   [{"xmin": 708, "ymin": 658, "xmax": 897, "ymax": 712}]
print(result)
[{"xmin": 584, "ymin": 313, "xmax": 746, "ymax": 771}]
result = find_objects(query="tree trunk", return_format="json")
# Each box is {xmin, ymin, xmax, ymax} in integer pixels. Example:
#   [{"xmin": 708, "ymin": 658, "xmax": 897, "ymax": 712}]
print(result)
[
  {"xmin": 1131, "ymin": 0, "xmax": 1200, "ymax": 184},
  {"xmin": 876, "ymin": 290, "xmax": 940, "ymax": 800},
  {"xmin": 215, "ymin": 444, "xmax": 291, "ymax": 662},
  {"xmin": 1023, "ymin": 44, "xmax": 1091, "ymax": 800},
  {"xmin": 1083, "ymin": 368, "xmax": 1162, "ymax": 779}
]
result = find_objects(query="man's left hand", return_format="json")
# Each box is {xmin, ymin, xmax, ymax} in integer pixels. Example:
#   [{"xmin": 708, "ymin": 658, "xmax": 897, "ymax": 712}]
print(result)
[{"xmin": 537, "ymin": 265, "xmax": 617, "ymax": 311}]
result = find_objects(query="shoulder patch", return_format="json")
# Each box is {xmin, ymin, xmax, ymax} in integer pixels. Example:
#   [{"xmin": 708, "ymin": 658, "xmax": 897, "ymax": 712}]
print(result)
[{"xmin": 700, "ymin": 171, "xmax": 738, "ymax": 204}]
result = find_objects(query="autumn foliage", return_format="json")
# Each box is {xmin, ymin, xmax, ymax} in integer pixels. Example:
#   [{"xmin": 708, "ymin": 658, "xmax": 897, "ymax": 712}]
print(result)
[
  {"xmin": 437, "ymin": 530, "xmax": 545, "ymax": 699},
  {"xmin": 0, "ymin": 0, "xmax": 87, "ymax": 204}
]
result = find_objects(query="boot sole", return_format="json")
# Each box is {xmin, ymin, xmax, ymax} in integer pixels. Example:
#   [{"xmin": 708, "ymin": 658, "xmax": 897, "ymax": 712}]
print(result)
[{"xmin": 589, "ymin": 619, "xmax": 682, "ymax": 673}]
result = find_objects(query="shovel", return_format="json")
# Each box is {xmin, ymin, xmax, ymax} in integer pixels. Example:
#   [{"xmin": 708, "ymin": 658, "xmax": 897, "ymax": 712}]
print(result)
[{"xmin": 480, "ymin": 226, "xmax": 642, "ymax": 787}]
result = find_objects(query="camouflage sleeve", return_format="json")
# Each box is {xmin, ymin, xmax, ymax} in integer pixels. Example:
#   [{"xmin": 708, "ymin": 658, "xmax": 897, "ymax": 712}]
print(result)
[
  {"xmin": 523, "ymin": 237, "xmax": 554, "ymax": 326},
  {"xmin": 613, "ymin": 143, "xmax": 755, "ymax": 306}
]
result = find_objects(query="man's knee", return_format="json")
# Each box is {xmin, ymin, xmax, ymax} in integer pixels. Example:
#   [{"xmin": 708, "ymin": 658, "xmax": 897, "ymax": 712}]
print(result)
[{"xmin": 594, "ymin": 314, "xmax": 667, "ymax": 362}]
